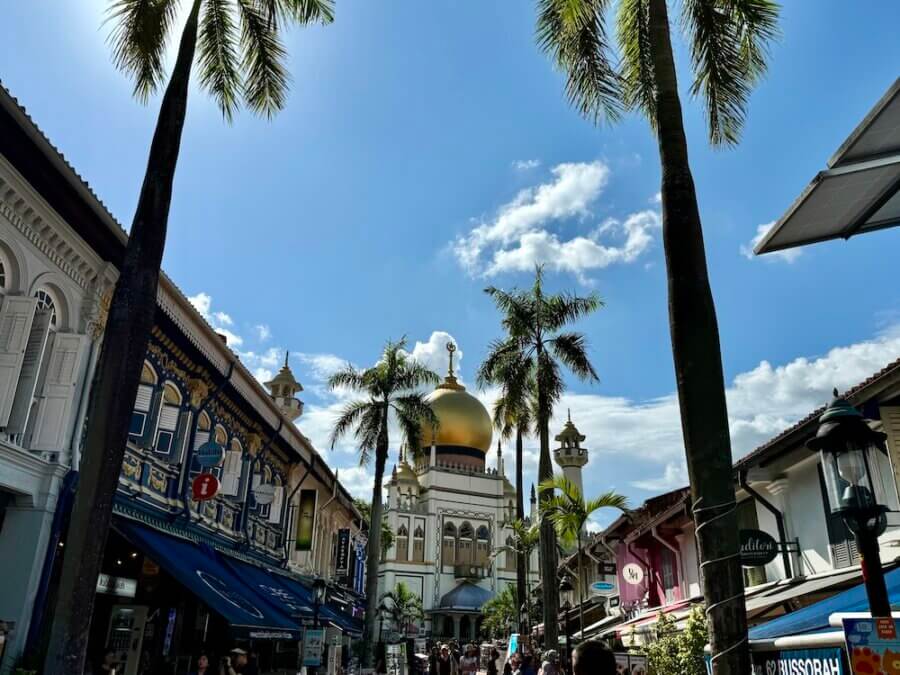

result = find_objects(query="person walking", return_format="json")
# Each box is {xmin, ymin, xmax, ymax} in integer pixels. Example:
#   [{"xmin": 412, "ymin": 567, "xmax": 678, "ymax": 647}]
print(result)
[
  {"xmin": 189, "ymin": 652, "xmax": 212, "ymax": 675},
  {"xmin": 219, "ymin": 648, "xmax": 248, "ymax": 675},
  {"xmin": 459, "ymin": 644, "xmax": 479, "ymax": 675},
  {"xmin": 435, "ymin": 644, "xmax": 459, "ymax": 675},
  {"xmin": 487, "ymin": 648, "xmax": 500, "ymax": 675},
  {"xmin": 572, "ymin": 641, "xmax": 616, "ymax": 675}
]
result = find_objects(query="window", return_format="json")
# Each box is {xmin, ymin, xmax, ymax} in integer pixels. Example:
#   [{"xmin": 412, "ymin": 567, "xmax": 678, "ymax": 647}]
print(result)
[
  {"xmin": 34, "ymin": 289, "xmax": 57, "ymax": 328},
  {"xmin": 153, "ymin": 383, "xmax": 181, "ymax": 454},
  {"xmin": 396, "ymin": 524, "xmax": 409, "ymax": 561},
  {"xmin": 221, "ymin": 439, "xmax": 244, "ymax": 496},
  {"xmin": 475, "ymin": 526, "xmax": 490, "ymax": 566},
  {"xmin": 189, "ymin": 413, "xmax": 222, "ymax": 480},
  {"xmin": 442, "ymin": 522, "xmax": 457, "ymax": 566},
  {"xmin": 0, "ymin": 259, "xmax": 6, "ymax": 291},
  {"xmin": 458, "ymin": 522, "xmax": 474, "ymax": 564},
  {"xmin": 412, "ymin": 525, "xmax": 425, "ymax": 562},
  {"xmin": 659, "ymin": 547, "xmax": 677, "ymax": 604},
  {"xmin": 505, "ymin": 536, "xmax": 517, "ymax": 571},
  {"xmin": 130, "ymin": 363, "xmax": 157, "ymax": 438},
  {"xmin": 256, "ymin": 465, "xmax": 273, "ymax": 518}
]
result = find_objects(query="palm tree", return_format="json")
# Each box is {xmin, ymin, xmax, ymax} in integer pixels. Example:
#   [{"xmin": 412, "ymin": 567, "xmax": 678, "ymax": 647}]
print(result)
[
  {"xmin": 535, "ymin": 1, "xmax": 779, "ymax": 670},
  {"xmin": 44, "ymin": 3, "xmax": 334, "ymax": 673},
  {"xmin": 539, "ymin": 475, "xmax": 627, "ymax": 636},
  {"xmin": 379, "ymin": 582, "xmax": 425, "ymax": 639},
  {"xmin": 482, "ymin": 585, "xmax": 519, "ymax": 640},
  {"xmin": 329, "ymin": 339, "xmax": 439, "ymax": 666},
  {"xmin": 491, "ymin": 518, "xmax": 540, "ymax": 636},
  {"xmin": 353, "ymin": 498, "xmax": 395, "ymax": 557},
  {"xmin": 487, "ymin": 390, "xmax": 534, "ymax": 632},
  {"xmin": 480, "ymin": 266, "xmax": 602, "ymax": 646}
]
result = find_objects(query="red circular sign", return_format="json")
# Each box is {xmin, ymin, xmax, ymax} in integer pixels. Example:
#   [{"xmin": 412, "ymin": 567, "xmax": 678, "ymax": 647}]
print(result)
[{"xmin": 192, "ymin": 473, "xmax": 220, "ymax": 501}]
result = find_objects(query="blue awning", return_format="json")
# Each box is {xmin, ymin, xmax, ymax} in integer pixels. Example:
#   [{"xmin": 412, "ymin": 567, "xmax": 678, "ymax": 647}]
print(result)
[
  {"xmin": 749, "ymin": 566, "xmax": 900, "ymax": 640},
  {"xmin": 276, "ymin": 575, "xmax": 363, "ymax": 636},
  {"xmin": 116, "ymin": 520, "xmax": 301, "ymax": 640}
]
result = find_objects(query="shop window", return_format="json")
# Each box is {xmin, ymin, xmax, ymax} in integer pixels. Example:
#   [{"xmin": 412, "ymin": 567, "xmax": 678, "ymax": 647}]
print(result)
[
  {"xmin": 475, "ymin": 525, "xmax": 490, "ymax": 566},
  {"xmin": 153, "ymin": 382, "xmax": 182, "ymax": 455},
  {"xmin": 396, "ymin": 524, "xmax": 409, "ymax": 561},
  {"xmin": 442, "ymin": 522, "xmax": 457, "ymax": 566},
  {"xmin": 130, "ymin": 363, "xmax": 157, "ymax": 438},
  {"xmin": 412, "ymin": 525, "xmax": 425, "ymax": 562}
]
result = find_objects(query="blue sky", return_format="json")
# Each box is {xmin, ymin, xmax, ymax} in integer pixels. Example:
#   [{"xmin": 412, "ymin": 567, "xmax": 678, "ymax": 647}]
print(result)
[{"xmin": 3, "ymin": 1, "xmax": 900, "ymax": 524}]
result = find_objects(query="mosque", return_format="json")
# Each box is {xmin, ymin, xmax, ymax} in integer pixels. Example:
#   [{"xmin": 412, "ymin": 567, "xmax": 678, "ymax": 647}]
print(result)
[{"xmin": 377, "ymin": 343, "xmax": 589, "ymax": 642}]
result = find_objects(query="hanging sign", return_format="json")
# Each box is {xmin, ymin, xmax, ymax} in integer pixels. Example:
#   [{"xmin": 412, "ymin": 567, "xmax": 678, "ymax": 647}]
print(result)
[
  {"xmin": 302, "ymin": 628, "xmax": 325, "ymax": 666},
  {"xmin": 253, "ymin": 483, "xmax": 276, "ymax": 505},
  {"xmin": 622, "ymin": 563, "xmax": 645, "ymax": 586},
  {"xmin": 739, "ymin": 529, "xmax": 778, "ymax": 567},
  {"xmin": 336, "ymin": 528, "xmax": 351, "ymax": 576},
  {"xmin": 295, "ymin": 489, "xmax": 318, "ymax": 551},
  {"xmin": 590, "ymin": 581, "xmax": 616, "ymax": 596},
  {"xmin": 96, "ymin": 574, "xmax": 137, "ymax": 598},
  {"xmin": 195, "ymin": 441, "xmax": 225, "ymax": 468},
  {"xmin": 192, "ymin": 473, "xmax": 220, "ymax": 501}
]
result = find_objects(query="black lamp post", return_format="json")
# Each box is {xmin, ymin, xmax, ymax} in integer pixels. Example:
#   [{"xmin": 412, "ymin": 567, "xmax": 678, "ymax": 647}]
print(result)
[
  {"xmin": 558, "ymin": 576, "xmax": 574, "ymax": 671},
  {"xmin": 808, "ymin": 390, "xmax": 891, "ymax": 617}
]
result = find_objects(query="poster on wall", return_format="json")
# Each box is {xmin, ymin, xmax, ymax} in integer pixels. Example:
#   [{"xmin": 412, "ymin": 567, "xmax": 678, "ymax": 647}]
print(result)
[
  {"xmin": 715, "ymin": 647, "xmax": 846, "ymax": 675},
  {"xmin": 302, "ymin": 628, "xmax": 325, "ymax": 666},
  {"xmin": 336, "ymin": 528, "xmax": 351, "ymax": 576},
  {"xmin": 295, "ymin": 489, "xmax": 318, "ymax": 551},
  {"xmin": 844, "ymin": 617, "xmax": 900, "ymax": 674}
]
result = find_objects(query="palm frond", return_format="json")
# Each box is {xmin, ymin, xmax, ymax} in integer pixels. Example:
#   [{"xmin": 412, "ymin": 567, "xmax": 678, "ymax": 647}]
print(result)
[
  {"xmin": 543, "ymin": 292, "xmax": 603, "ymax": 331},
  {"xmin": 393, "ymin": 394, "xmax": 439, "ymax": 451},
  {"xmin": 550, "ymin": 332, "xmax": 599, "ymax": 383},
  {"xmin": 392, "ymin": 360, "xmax": 441, "ymax": 392},
  {"xmin": 617, "ymin": 0, "xmax": 656, "ymax": 123},
  {"xmin": 107, "ymin": 0, "xmax": 181, "ymax": 101},
  {"xmin": 327, "ymin": 363, "xmax": 366, "ymax": 393},
  {"xmin": 236, "ymin": 0, "xmax": 289, "ymax": 117},
  {"xmin": 585, "ymin": 491, "xmax": 629, "ymax": 513},
  {"xmin": 328, "ymin": 399, "xmax": 370, "ymax": 449},
  {"xmin": 536, "ymin": 0, "xmax": 623, "ymax": 124},
  {"xmin": 198, "ymin": 0, "xmax": 242, "ymax": 120},
  {"xmin": 285, "ymin": 0, "xmax": 335, "ymax": 23}
]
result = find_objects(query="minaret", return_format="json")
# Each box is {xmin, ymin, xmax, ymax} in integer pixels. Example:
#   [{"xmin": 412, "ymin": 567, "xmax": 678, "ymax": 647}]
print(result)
[
  {"xmin": 265, "ymin": 352, "xmax": 304, "ymax": 421},
  {"xmin": 553, "ymin": 410, "xmax": 588, "ymax": 497},
  {"xmin": 529, "ymin": 483, "xmax": 537, "ymax": 521},
  {"xmin": 497, "ymin": 439, "xmax": 505, "ymax": 477}
]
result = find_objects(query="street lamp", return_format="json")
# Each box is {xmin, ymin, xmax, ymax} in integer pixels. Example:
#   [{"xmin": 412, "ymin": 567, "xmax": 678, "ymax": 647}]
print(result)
[
  {"xmin": 558, "ymin": 576, "xmax": 574, "ymax": 671},
  {"xmin": 808, "ymin": 390, "xmax": 891, "ymax": 616}
]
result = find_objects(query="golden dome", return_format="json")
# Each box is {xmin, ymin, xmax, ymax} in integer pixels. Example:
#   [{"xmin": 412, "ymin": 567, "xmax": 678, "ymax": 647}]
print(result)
[
  {"xmin": 418, "ymin": 343, "xmax": 492, "ymax": 455},
  {"xmin": 397, "ymin": 460, "xmax": 419, "ymax": 485}
]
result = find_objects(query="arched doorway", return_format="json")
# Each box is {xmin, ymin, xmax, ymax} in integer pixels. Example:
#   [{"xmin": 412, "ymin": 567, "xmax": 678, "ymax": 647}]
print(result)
[{"xmin": 459, "ymin": 616, "xmax": 471, "ymax": 641}]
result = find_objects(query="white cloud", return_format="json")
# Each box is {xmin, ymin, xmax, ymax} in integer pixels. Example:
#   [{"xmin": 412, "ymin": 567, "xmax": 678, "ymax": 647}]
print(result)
[
  {"xmin": 632, "ymin": 462, "xmax": 689, "ymax": 491},
  {"xmin": 213, "ymin": 311, "xmax": 233, "ymax": 326},
  {"xmin": 513, "ymin": 159, "xmax": 541, "ymax": 171},
  {"xmin": 333, "ymin": 465, "xmax": 375, "ymax": 499},
  {"xmin": 453, "ymin": 161, "xmax": 610, "ymax": 273},
  {"xmin": 188, "ymin": 292, "xmax": 212, "ymax": 318},
  {"xmin": 406, "ymin": 331, "xmax": 461, "ymax": 379},
  {"xmin": 741, "ymin": 222, "xmax": 803, "ymax": 263},
  {"xmin": 255, "ymin": 324, "xmax": 272, "ymax": 342},
  {"xmin": 651, "ymin": 192, "xmax": 661, "ymax": 204}
]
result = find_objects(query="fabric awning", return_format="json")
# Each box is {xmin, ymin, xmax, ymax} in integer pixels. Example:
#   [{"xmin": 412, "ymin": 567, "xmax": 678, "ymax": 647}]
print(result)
[
  {"xmin": 749, "ymin": 566, "xmax": 900, "ymax": 640},
  {"xmin": 755, "ymin": 77, "xmax": 900, "ymax": 255},
  {"xmin": 572, "ymin": 614, "xmax": 623, "ymax": 641},
  {"xmin": 117, "ymin": 520, "xmax": 301, "ymax": 640},
  {"xmin": 276, "ymin": 574, "xmax": 363, "ymax": 636}
]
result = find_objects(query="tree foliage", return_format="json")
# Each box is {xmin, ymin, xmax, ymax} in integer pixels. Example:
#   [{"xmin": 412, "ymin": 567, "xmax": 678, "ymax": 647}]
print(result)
[
  {"xmin": 482, "ymin": 585, "xmax": 519, "ymax": 639},
  {"xmin": 645, "ymin": 605, "xmax": 709, "ymax": 675},
  {"xmin": 379, "ymin": 582, "xmax": 424, "ymax": 638}
]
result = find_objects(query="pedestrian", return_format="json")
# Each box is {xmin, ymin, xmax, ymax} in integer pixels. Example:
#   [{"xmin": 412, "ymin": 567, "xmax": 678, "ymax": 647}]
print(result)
[
  {"xmin": 189, "ymin": 652, "xmax": 211, "ymax": 675},
  {"xmin": 572, "ymin": 640, "xmax": 616, "ymax": 675},
  {"xmin": 487, "ymin": 648, "xmax": 500, "ymax": 675},
  {"xmin": 521, "ymin": 653, "xmax": 538, "ymax": 675},
  {"xmin": 459, "ymin": 644, "xmax": 479, "ymax": 675},
  {"xmin": 539, "ymin": 650, "xmax": 560, "ymax": 675},
  {"xmin": 218, "ymin": 647, "xmax": 248, "ymax": 675},
  {"xmin": 508, "ymin": 653, "xmax": 522, "ymax": 675},
  {"xmin": 435, "ymin": 644, "xmax": 459, "ymax": 675}
]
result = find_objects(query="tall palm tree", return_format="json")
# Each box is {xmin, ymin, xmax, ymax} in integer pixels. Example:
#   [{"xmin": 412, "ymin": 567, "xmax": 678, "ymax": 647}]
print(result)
[
  {"xmin": 379, "ymin": 582, "xmax": 424, "ymax": 639},
  {"xmin": 539, "ymin": 475, "xmax": 627, "ymax": 637},
  {"xmin": 353, "ymin": 497, "xmax": 395, "ymax": 557},
  {"xmin": 481, "ymin": 267, "xmax": 602, "ymax": 646},
  {"xmin": 535, "ymin": 1, "xmax": 779, "ymax": 670},
  {"xmin": 329, "ymin": 339, "xmax": 438, "ymax": 666},
  {"xmin": 487, "ymin": 390, "xmax": 534, "ymax": 633},
  {"xmin": 492, "ymin": 518, "xmax": 540, "ymax": 637},
  {"xmin": 44, "ymin": 3, "xmax": 333, "ymax": 673}
]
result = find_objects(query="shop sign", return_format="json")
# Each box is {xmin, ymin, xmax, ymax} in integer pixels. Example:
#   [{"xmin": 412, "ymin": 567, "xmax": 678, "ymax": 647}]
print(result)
[
  {"xmin": 96, "ymin": 574, "xmax": 137, "ymax": 598},
  {"xmin": 250, "ymin": 630, "xmax": 295, "ymax": 640},
  {"xmin": 622, "ymin": 563, "xmax": 644, "ymax": 586},
  {"xmin": 192, "ymin": 473, "xmax": 220, "ymax": 501},
  {"xmin": 336, "ymin": 528, "xmax": 351, "ymax": 576},
  {"xmin": 844, "ymin": 617, "xmax": 900, "ymax": 674},
  {"xmin": 710, "ymin": 648, "xmax": 846, "ymax": 675},
  {"xmin": 739, "ymin": 529, "xmax": 779, "ymax": 567},
  {"xmin": 195, "ymin": 441, "xmax": 225, "ymax": 468},
  {"xmin": 295, "ymin": 489, "xmax": 318, "ymax": 552},
  {"xmin": 614, "ymin": 653, "xmax": 646, "ymax": 674},
  {"xmin": 303, "ymin": 628, "xmax": 325, "ymax": 666},
  {"xmin": 590, "ymin": 581, "xmax": 616, "ymax": 596},
  {"xmin": 141, "ymin": 559, "xmax": 159, "ymax": 576},
  {"xmin": 598, "ymin": 561, "xmax": 616, "ymax": 575}
]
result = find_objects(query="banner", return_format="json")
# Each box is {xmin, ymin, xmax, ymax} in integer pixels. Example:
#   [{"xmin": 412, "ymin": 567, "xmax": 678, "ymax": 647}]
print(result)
[
  {"xmin": 743, "ymin": 648, "xmax": 846, "ymax": 675},
  {"xmin": 303, "ymin": 628, "xmax": 325, "ymax": 666},
  {"xmin": 844, "ymin": 617, "xmax": 900, "ymax": 674},
  {"xmin": 295, "ymin": 489, "xmax": 318, "ymax": 551},
  {"xmin": 336, "ymin": 528, "xmax": 351, "ymax": 576}
]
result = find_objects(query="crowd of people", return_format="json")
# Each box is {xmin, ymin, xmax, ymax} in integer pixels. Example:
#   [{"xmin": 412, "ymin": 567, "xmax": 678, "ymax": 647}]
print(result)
[{"xmin": 424, "ymin": 640, "xmax": 617, "ymax": 675}]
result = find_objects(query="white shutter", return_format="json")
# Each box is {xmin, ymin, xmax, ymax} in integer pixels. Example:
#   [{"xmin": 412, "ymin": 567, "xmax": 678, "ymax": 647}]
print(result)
[
  {"xmin": 882, "ymin": 406, "xmax": 900, "ymax": 499},
  {"xmin": 134, "ymin": 384, "xmax": 154, "ymax": 412},
  {"xmin": 31, "ymin": 333, "xmax": 88, "ymax": 451},
  {"xmin": 221, "ymin": 450, "xmax": 243, "ymax": 496},
  {"xmin": 158, "ymin": 405, "xmax": 179, "ymax": 431},
  {"xmin": 193, "ymin": 430, "xmax": 210, "ymax": 452},
  {"xmin": 0, "ymin": 295, "xmax": 38, "ymax": 426},
  {"xmin": 269, "ymin": 486, "xmax": 285, "ymax": 523},
  {"xmin": 6, "ymin": 309, "xmax": 53, "ymax": 434}
]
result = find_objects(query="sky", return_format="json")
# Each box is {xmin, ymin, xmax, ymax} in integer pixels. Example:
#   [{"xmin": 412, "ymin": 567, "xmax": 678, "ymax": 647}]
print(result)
[{"xmin": 3, "ymin": 1, "xmax": 900, "ymax": 529}]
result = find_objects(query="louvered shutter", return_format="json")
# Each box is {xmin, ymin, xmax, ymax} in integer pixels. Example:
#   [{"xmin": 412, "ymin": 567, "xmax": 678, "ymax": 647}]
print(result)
[
  {"xmin": 0, "ymin": 295, "xmax": 38, "ymax": 426},
  {"xmin": 30, "ymin": 334, "xmax": 88, "ymax": 451},
  {"xmin": 193, "ymin": 430, "xmax": 211, "ymax": 453},
  {"xmin": 882, "ymin": 406, "xmax": 900, "ymax": 498},
  {"xmin": 269, "ymin": 486, "xmax": 284, "ymax": 524},
  {"xmin": 6, "ymin": 309, "xmax": 53, "ymax": 434},
  {"xmin": 153, "ymin": 403, "xmax": 180, "ymax": 454},
  {"xmin": 221, "ymin": 450, "xmax": 243, "ymax": 496},
  {"xmin": 134, "ymin": 385, "xmax": 154, "ymax": 412}
]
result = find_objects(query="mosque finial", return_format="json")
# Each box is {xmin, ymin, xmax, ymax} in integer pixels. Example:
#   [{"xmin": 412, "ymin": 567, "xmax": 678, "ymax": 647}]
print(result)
[
  {"xmin": 567, "ymin": 408, "xmax": 571, "ymax": 423},
  {"xmin": 446, "ymin": 342, "xmax": 457, "ymax": 377},
  {"xmin": 497, "ymin": 439, "xmax": 502, "ymax": 457},
  {"xmin": 284, "ymin": 351, "xmax": 290, "ymax": 368}
]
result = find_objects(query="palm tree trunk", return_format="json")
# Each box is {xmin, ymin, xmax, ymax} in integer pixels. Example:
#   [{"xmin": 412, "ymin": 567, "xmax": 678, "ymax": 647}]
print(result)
[
  {"xmin": 42, "ymin": 3, "xmax": 201, "ymax": 674},
  {"xmin": 576, "ymin": 532, "xmax": 585, "ymax": 643},
  {"xmin": 536, "ymin": 365, "xmax": 559, "ymax": 648},
  {"xmin": 362, "ymin": 404, "xmax": 390, "ymax": 667},
  {"xmin": 646, "ymin": 0, "xmax": 749, "ymax": 672},
  {"xmin": 515, "ymin": 426, "xmax": 527, "ymax": 633}
]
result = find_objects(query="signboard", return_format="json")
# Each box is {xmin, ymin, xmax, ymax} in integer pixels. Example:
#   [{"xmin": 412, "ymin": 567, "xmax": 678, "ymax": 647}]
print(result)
[
  {"xmin": 622, "ymin": 563, "xmax": 645, "ymax": 586},
  {"xmin": 598, "ymin": 561, "xmax": 617, "ymax": 575},
  {"xmin": 740, "ymin": 529, "xmax": 779, "ymax": 567},
  {"xmin": 336, "ymin": 528, "xmax": 351, "ymax": 576},
  {"xmin": 608, "ymin": 596, "xmax": 620, "ymax": 609},
  {"xmin": 591, "ymin": 581, "xmax": 617, "ymax": 596},
  {"xmin": 191, "ymin": 473, "xmax": 220, "ymax": 501},
  {"xmin": 296, "ymin": 489, "xmax": 318, "ymax": 551},
  {"xmin": 303, "ymin": 628, "xmax": 325, "ymax": 666},
  {"xmin": 844, "ymin": 617, "xmax": 900, "ymax": 674},
  {"xmin": 711, "ymin": 648, "xmax": 846, "ymax": 675},
  {"xmin": 96, "ymin": 574, "xmax": 137, "ymax": 598},
  {"xmin": 253, "ymin": 483, "xmax": 276, "ymax": 505},
  {"xmin": 195, "ymin": 441, "xmax": 225, "ymax": 468},
  {"xmin": 507, "ymin": 634, "xmax": 519, "ymax": 660}
]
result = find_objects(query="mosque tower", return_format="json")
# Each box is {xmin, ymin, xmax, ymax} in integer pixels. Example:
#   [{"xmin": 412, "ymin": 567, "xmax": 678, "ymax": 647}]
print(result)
[
  {"xmin": 553, "ymin": 410, "xmax": 588, "ymax": 497},
  {"xmin": 265, "ymin": 352, "xmax": 304, "ymax": 421}
]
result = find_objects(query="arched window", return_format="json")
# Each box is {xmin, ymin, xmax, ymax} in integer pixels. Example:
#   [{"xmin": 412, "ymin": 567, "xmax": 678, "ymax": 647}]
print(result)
[
  {"xmin": 153, "ymin": 382, "xmax": 182, "ymax": 454},
  {"xmin": 34, "ymin": 288, "xmax": 58, "ymax": 329},
  {"xmin": 475, "ymin": 526, "xmax": 490, "ymax": 566},
  {"xmin": 442, "ymin": 522, "xmax": 457, "ymax": 566},
  {"xmin": 505, "ymin": 536, "xmax": 517, "ymax": 571},
  {"xmin": 129, "ymin": 362, "xmax": 157, "ymax": 438},
  {"xmin": 189, "ymin": 412, "xmax": 217, "ymax": 479},
  {"xmin": 221, "ymin": 438, "xmax": 244, "ymax": 497},
  {"xmin": 396, "ymin": 524, "xmax": 409, "ymax": 562},
  {"xmin": 0, "ymin": 257, "xmax": 6, "ymax": 292},
  {"xmin": 412, "ymin": 525, "xmax": 425, "ymax": 562},
  {"xmin": 458, "ymin": 522, "xmax": 474, "ymax": 564},
  {"xmin": 255, "ymin": 465, "xmax": 274, "ymax": 518}
]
